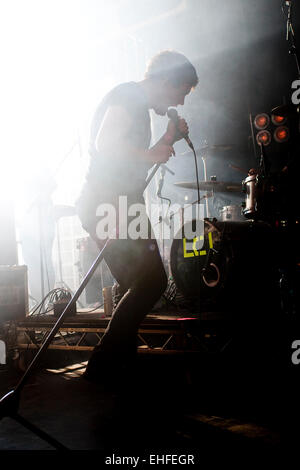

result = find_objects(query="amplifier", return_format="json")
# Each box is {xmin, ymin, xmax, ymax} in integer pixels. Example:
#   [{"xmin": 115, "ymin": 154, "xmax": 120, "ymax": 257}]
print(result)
[{"xmin": 0, "ymin": 265, "xmax": 28, "ymax": 322}]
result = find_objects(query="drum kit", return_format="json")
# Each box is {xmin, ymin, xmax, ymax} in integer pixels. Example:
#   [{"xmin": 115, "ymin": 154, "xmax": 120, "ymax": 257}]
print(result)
[
  {"xmin": 174, "ymin": 143, "xmax": 247, "ymax": 220},
  {"xmin": 166, "ymin": 141, "xmax": 298, "ymax": 314}
]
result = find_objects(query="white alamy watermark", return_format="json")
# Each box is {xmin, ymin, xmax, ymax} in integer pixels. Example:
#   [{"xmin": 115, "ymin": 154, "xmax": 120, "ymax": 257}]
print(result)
[
  {"xmin": 95, "ymin": 196, "xmax": 205, "ymax": 242},
  {"xmin": 291, "ymin": 79, "xmax": 300, "ymax": 105}
]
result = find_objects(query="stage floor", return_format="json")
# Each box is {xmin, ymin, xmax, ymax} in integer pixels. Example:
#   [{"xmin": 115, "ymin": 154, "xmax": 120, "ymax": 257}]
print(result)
[
  {"xmin": 0, "ymin": 352, "xmax": 280, "ymax": 458},
  {"xmin": 0, "ymin": 307, "xmax": 282, "ymax": 457}
]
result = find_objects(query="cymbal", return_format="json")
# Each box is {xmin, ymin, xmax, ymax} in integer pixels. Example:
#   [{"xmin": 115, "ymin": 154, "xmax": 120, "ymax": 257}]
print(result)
[
  {"xmin": 271, "ymin": 104, "xmax": 299, "ymax": 117},
  {"xmin": 181, "ymin": 144, "xmax": 234, "ymax": 157},
  {"xmin": 199, "ymin": 144, "xmax": 233, "ymax": 152},
  {"xmin": 228, "ymin": 163, "xmax": 248, "ymax": 174},
  {"xmin": 174, "ymin": 181, "xmax": 242, "ymax": 192}
]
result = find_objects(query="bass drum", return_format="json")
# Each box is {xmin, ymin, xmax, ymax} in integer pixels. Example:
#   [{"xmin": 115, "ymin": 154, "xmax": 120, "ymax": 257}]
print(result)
[{"xmin": 170, "ymin": 219, "xmax": 279, "ymax": 314}]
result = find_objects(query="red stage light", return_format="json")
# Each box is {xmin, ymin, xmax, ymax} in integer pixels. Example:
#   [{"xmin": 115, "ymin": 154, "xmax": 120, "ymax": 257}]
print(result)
[
  {"xmin": 271, "ymin": 114, "xmax": 286, "ymax": 125},
  {"xmin": 254, "ymin": 113, "xmax": 269, "ymax": 130},
  {"xmin": 274, "ymin": 126, "xmax": 289, "ymax": 143},
  {"xmin": 256, "ymin": 130, "xmax": 271, "ymax": 146}
]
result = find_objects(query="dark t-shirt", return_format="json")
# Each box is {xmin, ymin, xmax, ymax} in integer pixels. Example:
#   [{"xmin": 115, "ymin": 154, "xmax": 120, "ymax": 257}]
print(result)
[
  {"xmin": 87, "ymin": 81, "xmax": 152, "ymax": 196},
  {"xmin": 77, "ymin": 81, "xmax": 152, "ymax": 233}
]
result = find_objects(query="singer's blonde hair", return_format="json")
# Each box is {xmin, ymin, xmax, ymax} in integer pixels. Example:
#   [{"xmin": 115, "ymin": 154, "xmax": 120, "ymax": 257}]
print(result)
[{"xmin": 145, "ymin": 50, "xmax": 198, "ymax": 89}]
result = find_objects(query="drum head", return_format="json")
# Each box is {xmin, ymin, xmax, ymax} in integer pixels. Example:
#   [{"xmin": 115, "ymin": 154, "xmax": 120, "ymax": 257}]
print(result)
[
  {"xmin": 170, "ymin": 219, "xmax": 229, "ymax": 307},
  {"xmin": 170, "ymin": 219, "xmax": 277, "ymax": 312}
]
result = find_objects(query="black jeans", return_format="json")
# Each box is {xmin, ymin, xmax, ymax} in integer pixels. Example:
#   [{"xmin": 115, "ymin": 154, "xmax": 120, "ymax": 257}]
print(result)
[{"xmin": 76, "ymin": 191, "xmax": 168, "ymax": 373}]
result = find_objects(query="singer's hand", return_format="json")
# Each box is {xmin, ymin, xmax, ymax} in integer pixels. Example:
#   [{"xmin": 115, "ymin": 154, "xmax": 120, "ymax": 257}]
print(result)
[
  {"xmin": 146, "ymin": 143, "xmax": 175, "ymax": 163},
  {"xmin": 166, "ymin": 117, "xmax": 189, "ymax": 143}
]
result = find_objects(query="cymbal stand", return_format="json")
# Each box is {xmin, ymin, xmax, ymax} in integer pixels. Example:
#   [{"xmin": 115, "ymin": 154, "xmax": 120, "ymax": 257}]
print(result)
[
  {"xmin": 157, "ymin": 166, "xmax": 171, "ymax": 267},
  {"xmin": 201, "ymin": 153, "xmax": 211, "ymax": 218}
]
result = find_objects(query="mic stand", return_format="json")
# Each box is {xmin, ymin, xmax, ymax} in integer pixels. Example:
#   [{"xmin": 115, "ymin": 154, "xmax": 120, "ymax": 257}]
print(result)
[
  {"xmin": 0, "ymin": 162, "xmax": 161, "ymax": 450},
  {"xmin": 0, "ymin": 238, "xmax": 110, "ymax": 450}
]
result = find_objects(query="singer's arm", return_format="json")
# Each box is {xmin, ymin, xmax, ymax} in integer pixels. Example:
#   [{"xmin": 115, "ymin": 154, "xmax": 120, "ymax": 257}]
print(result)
[{"xmin": 95, "ymin": 106, "xmax": 175, "ymax": 164}]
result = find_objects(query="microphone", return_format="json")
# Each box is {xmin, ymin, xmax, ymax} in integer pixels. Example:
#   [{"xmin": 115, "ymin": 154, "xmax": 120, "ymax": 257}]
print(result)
[{"xmin": 167, "ymin": 108, "xmax": 194, "ymax": 150}]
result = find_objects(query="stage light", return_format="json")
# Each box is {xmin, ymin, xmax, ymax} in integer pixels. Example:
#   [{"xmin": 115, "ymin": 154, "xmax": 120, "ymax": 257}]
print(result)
[
  {"xmin": 271, "ymin": 114, "xmax": 286, "ymax": 125},
  {"xmin": 256, "ymin": 130, "xmax": 271, "ymax": 146},
  {"xmin": 254, "ymin": 113, "xmax": 269, "ymax": 130},
  {"xmin": 274, "ymin": 126, "xmax": 289, "ymax": 143}
]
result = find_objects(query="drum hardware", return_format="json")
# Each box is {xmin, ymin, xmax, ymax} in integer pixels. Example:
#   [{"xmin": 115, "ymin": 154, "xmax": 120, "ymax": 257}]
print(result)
[
  {"xmin": 156, "ymin": 166, "xmax": 173, "ymax": 267},
  {"xmin": 212, "ymin": 194, "xmax": 230, "ymax": 219},
  {"xmin": 241, "ymin": 163, "xmax": 285, "ymax": 221},
  {"xmin": 201, "ymin": 152, "xmax": 210, "ymax": 218},
  {"xmin": 167, "ymin": 195, "xmax": 213, "ymax": 225},
  {"xmin": 180, "ymin": 140, "xmax": 240, "ymax": 218},
  {"xmin": 242, "ymin": 170, "xmax": 265, "ymax": 220},
  {"xmin": 202, "ymin": 263, "xmax": 220, "ymax": 288},
  {"xmin": 179, "ymin": 144, "xmax": 237, "ymax": 218},
  {"xmin": 201, "ymin": 245, "xmax": 220, "ymax": 288},
  {"xmin": 174, "ymin": 178, "xmax": 243, "ymax": 223}
]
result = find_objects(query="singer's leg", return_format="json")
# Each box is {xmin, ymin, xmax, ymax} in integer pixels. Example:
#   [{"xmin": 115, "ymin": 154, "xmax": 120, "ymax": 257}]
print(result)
[{"xmin": 85, "ymin": 233, "xmax": 167, "ymax": 382}]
